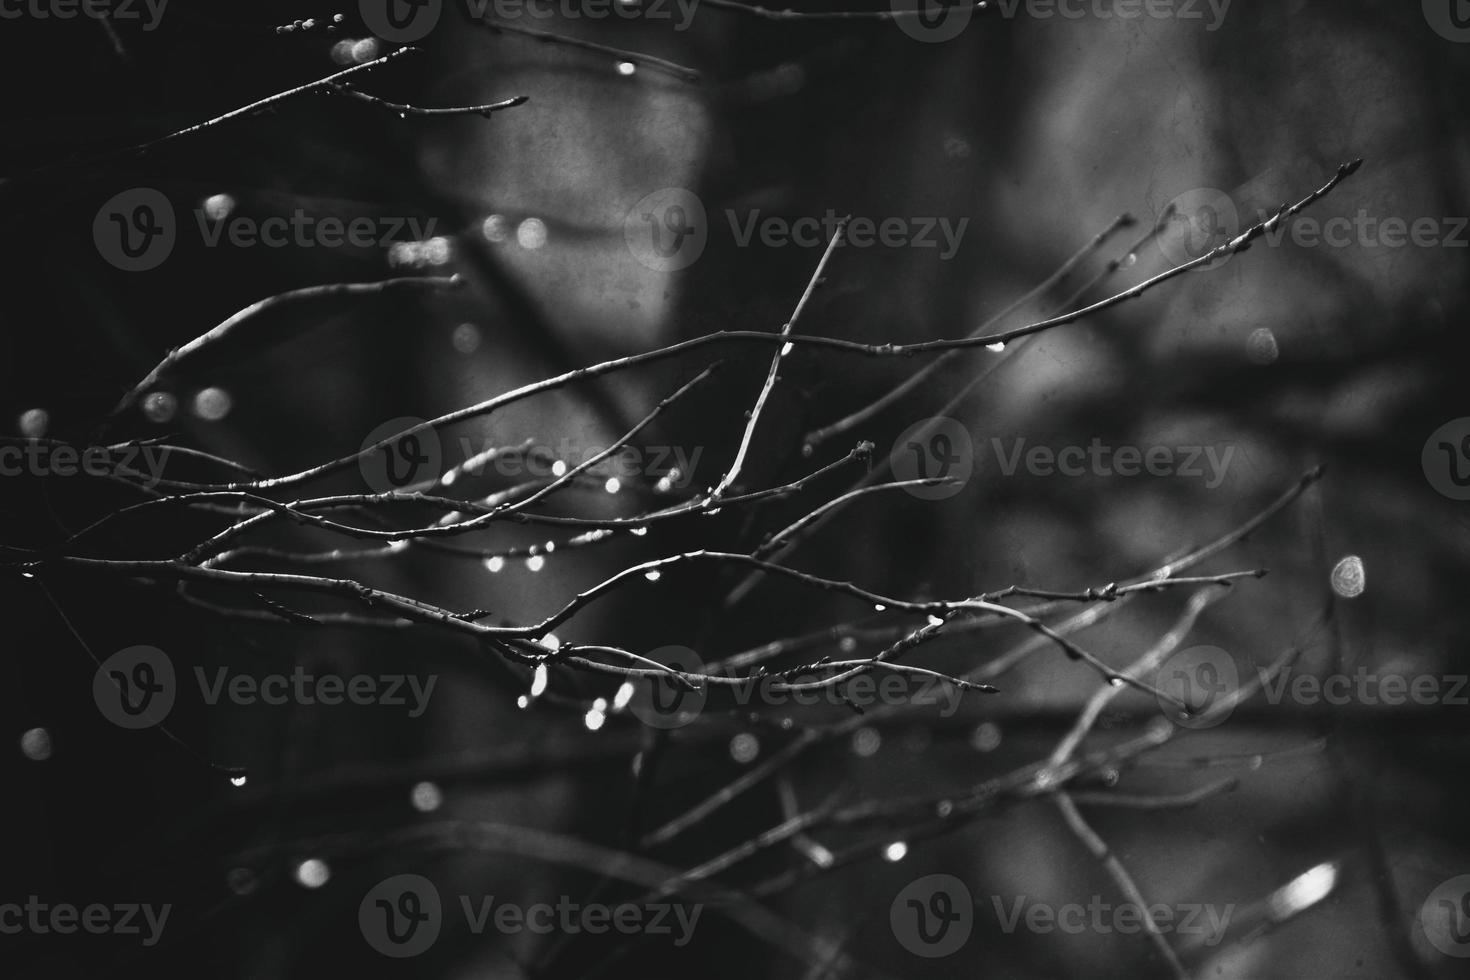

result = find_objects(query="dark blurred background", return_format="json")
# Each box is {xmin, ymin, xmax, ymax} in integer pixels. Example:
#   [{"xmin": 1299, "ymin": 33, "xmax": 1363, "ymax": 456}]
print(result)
[{"xmin": 2, "ymin": 1, "xmax": 1468, "ymax": 977}]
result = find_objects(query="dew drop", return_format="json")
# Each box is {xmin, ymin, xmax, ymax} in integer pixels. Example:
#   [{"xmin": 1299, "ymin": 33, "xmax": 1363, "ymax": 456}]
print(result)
[
  {"xmin": 531, "ymin": 663, "xmax": 549, "ymax": 697},
  {"xmin": 410, "ymin": 780, "xmax": 443, "ymax": 813},
  {"xmin": 1330, "ymin": 555, "xmax": 1365, "ymax": 598},
  {"xmin": 229, "ymin": 774, "xmax": 247, "ymax": 788},
  {"xmin": 18, "ymin": 408, "xmax": 49, "ymax": 437},
  {"xmin": 985, "ymin": 341, "xmax": 1006, "ymax": 353},
  {"xmin": 729, "ymin": 732, "xmax": 760, "ymax": 764},
  {"xmin": 484, "ymin": 555, "xmax": 505, "ymax": 573},
  {"xmin": 644, "ymin": 570, "xmax": 662, "ymax": 582},
  {"xmin": 883, "ymin": 841, "xmax": 908, "ymax": 862},
  {"xmin": 294, "ymin": 858, "xmax": 330, "ymax": 889},
  {"xmin": 19, "ymin": 727, "xmax": 52, "ymax": 761},
  {"xmin": 141, "ymin": 391, "xmax": 178, "ymax": 424}
]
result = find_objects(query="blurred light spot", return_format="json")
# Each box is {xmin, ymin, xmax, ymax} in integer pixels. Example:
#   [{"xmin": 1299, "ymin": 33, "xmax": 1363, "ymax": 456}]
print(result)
[
  {"xmin": 387, "ymin": 237, "xmax": 453, "ymax": 269},
  {"xmin": 729, "ymin": 732, "xmax": 760, "ymax": 764},
  {"xmin": 484, "ymin": 555, "xmax": 505, "ymax": 573},
  {"xmin": 516, "ymin": 217, "xmax": 548, "ymax": 250},
  {"xmin": 142, "ymin": 391, "xmax": 177, "ymax": 424},
  {"xmin": 852, "ymin": 726, "xmax": 881, "ymax": 757},
  {"xmin": 970, "ymin": 721, "xmax": 1002, "ymax": 752},
  {"xmin": 19, "ymin": 727, "xmax": 52, "ymax": 761},
  {"xmin": 330, "ymin": 39, "xmax": 357, "ymax": 64},
  {"xmin": 451, "ymin": 323, "xmax": 481, "ymax": 353},
  {"xmin": 584, "ymin": 700, "xmax": 608, "ymax": 731},
  {"xmin": 17, "ymin": 408, "xmax": 48, "ymax": 438},
  {"xmin": 192, "ymin": 387, "xmax": 232, "ymax": 421},
  {"xmin": 616, "ymin": 61, "xmax": 637, "ymax": 77},
  {"xmin": 604, "ymin": 477, "xmax": 621, "ymax": 494},
  {"xmin": 410, "ymin": 780, "xmax": 444, "ymax": 813},
  {"xmin": 654, "ymin": 475, "xmax": 675, "ymax": 494},
  {"xmin": 1331, "ymin": 555, "xmax": 1365, "ymax": 598},
  {"xmin": 839, "ymin": 636, "xmax": 858, "ymax": 653},
  {"xmin": 526, "ymin": 555, "xmax": 546, "ymax": 572},
  {"xmin": 943, "ymin": 135, "xmax": 971, "ymax": 159},
  {"xmin": 935, "ymin": 799, "xmax": 954, "ymax": 818},
  {"xmin": 349, "ymin": 37, "xmax": 380, "ymax": 63},
  {"xmin": 1247, "ymin": 326, "xmax": 1279, "ymax": 364},
  {"xmin": 482, "ymin": 214, "xmax": 511, "ymax": 243},
  {"xmin": 883, "ymin": 841, "xmax": 909, "ymax": 862},
  {"xmin": 613, "ymin": 681, "xmax": 635, "ymax": 710},
  {"xmin": 1267, "ymin": 862, "xmax": 1338, "ymax": 922},
  {"xmin": 202, "ymin": 193, "xmax": 235, "ymax": 221},
  {"xmin": 226, "ymin": 867, "xmax": 256, "ymax": 896},
  {"xmin": 294, "ymin": 858, "xmax": 330, "ymax": 889}
]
